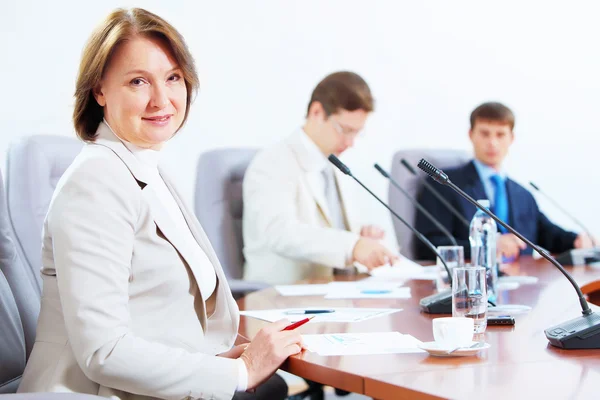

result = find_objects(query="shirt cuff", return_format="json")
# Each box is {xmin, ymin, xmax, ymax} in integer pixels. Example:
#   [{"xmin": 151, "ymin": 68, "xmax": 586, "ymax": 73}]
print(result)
[{"xmin": 236, "ymin": 358, "xmax": 248, "ymax": 392}]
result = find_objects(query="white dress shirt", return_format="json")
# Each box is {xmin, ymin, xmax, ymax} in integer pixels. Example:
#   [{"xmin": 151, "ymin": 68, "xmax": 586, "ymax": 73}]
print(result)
[{"xmin": 298, "ymin": 128, "xmax": 354, "ymax": 262}]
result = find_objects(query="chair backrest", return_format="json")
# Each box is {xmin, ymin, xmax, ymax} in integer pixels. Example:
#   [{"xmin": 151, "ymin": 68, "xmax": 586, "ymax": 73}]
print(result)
[
  {"xmin": 389, "ymin": 149, "xmax": 471, "ymax": 259},
  {"xmin": 194, "ymin": 148, "xmax": 258, "ymax": 281},
  {"xmin": 6, "ymin": 135, "xmax": 83, "ymax": 294},
  {"xmin": 0, "ymin": 167, "xmax": 40, "ymax": 393}
]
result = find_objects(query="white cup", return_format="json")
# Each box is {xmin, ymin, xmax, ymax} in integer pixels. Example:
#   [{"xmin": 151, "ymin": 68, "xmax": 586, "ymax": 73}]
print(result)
[{"xmin": 432, "ymin": 317, "xmax": 474, "ymax": 348}]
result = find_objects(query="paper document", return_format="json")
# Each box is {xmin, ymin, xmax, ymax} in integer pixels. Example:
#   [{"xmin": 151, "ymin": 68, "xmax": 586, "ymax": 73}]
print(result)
[
  {"xmin": 370, "ymin": 258, "xmax": 437, "ymax": 281},
  {"xmin": 324, "ymin": 282, "xmax": 411, "ymax": 299},
  {"xmin": 274, "ymin": 284, "xmax": 331, "ymax": 296},
  {"xmin": 240, "ymin": 307, "xmax": 401, "ymax": 323},
  {"xmin": 274, "ymin": 281, "xmax": 408, "ymax": 298},
  {"xmin": 302, "ymin": 332, "xmax": 425, "ymax": 356},
  {"xmin": 498, "ymin": 275, "xmax": 539, "ymax": 285}
]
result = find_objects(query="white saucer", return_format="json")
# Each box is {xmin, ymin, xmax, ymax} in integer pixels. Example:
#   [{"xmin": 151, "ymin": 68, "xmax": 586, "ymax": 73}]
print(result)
[{"xmin": 418, "ymin": 341, "xmax": 490, "ymax": 357}]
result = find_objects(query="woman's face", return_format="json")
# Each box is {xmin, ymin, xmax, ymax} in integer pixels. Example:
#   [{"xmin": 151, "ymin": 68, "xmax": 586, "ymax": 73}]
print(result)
[{"xmin": 94, "ymin": 35, "xmax": 187, "ymax": 149}]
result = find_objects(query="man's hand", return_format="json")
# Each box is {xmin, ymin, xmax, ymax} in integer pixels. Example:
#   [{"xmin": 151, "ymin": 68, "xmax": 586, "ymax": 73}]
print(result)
[
  {"xmin": 574, "ymin": 233, "xmax": 595, "ymax": 249},
  {"xmin": 352, "ymin": 238, "xmax": 399, "ymax": 270},
  {"xmin": 496, "ymin": 233, "xmax": 526, "ymax": 260},
  {"xmin": 360, "ymin": 225, "xmax": 385, "ymax": 240}
]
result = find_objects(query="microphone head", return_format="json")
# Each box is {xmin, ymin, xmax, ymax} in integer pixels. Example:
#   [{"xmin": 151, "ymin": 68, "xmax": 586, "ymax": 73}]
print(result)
[
  {"xmin": 400, "ymin": 158, "xmax": 418, "ymax": 175},
  {"xmin": 417, "ymin": 159, "xmax": 449, "ymax": 184},
  {"xmin": 328, "ymin": 154, "xmax": 352, "ymax": 176},
  {"xmin": 529, "ymin": 182, "xmax": 540, "ymax": 191},
  {"xmin": 374, "ymin": 163, "xmax": 389, "ymax": 178}
]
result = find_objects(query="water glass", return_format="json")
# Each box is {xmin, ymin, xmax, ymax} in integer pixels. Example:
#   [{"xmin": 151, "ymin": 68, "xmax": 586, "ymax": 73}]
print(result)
[
  {"xmin": 452, "ymin": 266, "xmax": 487, "ymax": 333},
  {"xmin": 436, "ymin": 245, "xmax": 464, "ymax": 291}
]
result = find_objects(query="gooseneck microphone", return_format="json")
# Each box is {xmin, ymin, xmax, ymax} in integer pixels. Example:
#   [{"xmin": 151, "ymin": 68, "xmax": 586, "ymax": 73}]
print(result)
[
  {"xmin": 374, "ymin": 163, "xmax": 458, "ymax": 247},
  {"xmin": 400, "ymin": 158, "xmax": 470, "ymax": 228},
  {"xmin": 418, "ymin": 158, "xmax": 600, "ymax": 349},
  {"xmin": 328, "ymin": 155, "xmax": 454, "ymax": 314},
  {"xmin": 529, "ymin": 181, "xmax": 597, "ymax": 248}
]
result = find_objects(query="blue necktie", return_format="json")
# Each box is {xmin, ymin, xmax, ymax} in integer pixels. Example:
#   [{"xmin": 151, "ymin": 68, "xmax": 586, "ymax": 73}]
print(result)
[{"xmin": 490, "ymin": 174, "xmax": 508, "ymax": 234}]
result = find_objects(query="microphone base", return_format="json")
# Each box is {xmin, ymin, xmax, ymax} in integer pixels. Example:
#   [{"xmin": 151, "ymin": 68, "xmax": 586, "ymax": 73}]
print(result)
[
  {"xmin": 419, "ymin": 290, "xmax": 452, "ymax": 314},
  {"xmin": 555, "ymin": 248, "xmax": 600, "ymax": 266},
  {"xmin": 545, "ymin": 312, "xmax": 600, "ymax": 349}
]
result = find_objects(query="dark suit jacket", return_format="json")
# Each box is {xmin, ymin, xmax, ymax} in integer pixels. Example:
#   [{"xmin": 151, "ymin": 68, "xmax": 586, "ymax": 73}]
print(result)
[{"xmin": 414, "ymin": 161, "xmax": 577, "ymax": 260}]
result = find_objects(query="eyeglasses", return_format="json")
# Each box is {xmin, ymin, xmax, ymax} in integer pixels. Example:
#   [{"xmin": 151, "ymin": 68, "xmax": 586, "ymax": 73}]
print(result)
[{"xmin": 330, "ymin": 118, "xmax": 364, "ymax": 138}]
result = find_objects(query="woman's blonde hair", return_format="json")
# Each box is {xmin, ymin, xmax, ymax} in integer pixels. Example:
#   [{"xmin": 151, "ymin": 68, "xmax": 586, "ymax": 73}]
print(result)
[{"xmin": 73, "ymin": 8, "xmax": 199, "ymax": 140}]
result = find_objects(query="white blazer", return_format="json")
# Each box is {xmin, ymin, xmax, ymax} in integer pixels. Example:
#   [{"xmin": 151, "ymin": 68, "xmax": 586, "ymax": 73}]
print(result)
[
  {"xmin": 18, "ymin": 123, "xmax": 241, "ymax": 400},
  {"xmin": 242, "ymin": 129, "xmax": 362, "ymax": 285}
]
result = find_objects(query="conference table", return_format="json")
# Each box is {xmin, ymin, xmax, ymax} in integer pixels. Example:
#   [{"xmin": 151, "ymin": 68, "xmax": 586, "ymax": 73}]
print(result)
[{"xmin": 237, "ymin": 257, "xmax": 600, "ymax": 399}]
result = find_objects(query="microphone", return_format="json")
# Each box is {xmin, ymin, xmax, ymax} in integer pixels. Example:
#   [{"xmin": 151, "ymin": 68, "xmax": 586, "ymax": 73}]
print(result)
[
  {"xmin": 529, "ymin": 182, "xmax": 600, "ymax": 266},
  {"xmin": 400, "ymin": 158, "xmax": 470, "ymax": 228},
  {"xmin": 418, "ymin": 158, "xmax": 600, "ymax": 349},
  {"xmin": 529, "ymin": 181, "xmax": 596, "ymax": 246},
  {"xmin": 374, "ymin": 163, "xmax": 458, "ymax": 247},
  {"xmin": 328, "ymin": 155, "xmax": 454, "ymax": 314}
]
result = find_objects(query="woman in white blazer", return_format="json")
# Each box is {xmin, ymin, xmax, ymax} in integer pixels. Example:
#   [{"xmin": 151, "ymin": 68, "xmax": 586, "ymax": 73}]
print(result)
[{"xmin": 17, "ymin": 8, "xmax": 301, "ymax": 400}]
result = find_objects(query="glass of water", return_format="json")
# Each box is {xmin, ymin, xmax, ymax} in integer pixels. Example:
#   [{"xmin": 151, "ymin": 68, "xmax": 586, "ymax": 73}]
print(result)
[
  {"xmin": 436, "ymin": 245, "xmax": 464, "ymax": 291},
  {"xmin": 452, "ymin": 266, "xmax": 487, "ymax": 334}
]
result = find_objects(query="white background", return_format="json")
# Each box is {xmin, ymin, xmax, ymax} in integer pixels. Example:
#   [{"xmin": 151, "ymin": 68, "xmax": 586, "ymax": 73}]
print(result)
[{"xmin": 2, "ymin": 0, "xmax": 600, "ymax": 243}]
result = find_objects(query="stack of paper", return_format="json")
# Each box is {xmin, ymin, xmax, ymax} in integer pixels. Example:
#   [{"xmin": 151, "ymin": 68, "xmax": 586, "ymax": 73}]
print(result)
[
  {"xmin": 369, "ymin": 263, "xmax": 437, "ymax": 281},
  {"xmin": 274, "ymin": 284, "xmax": 331, "ymax": 296},
  {"xmin": 275, "ymin": 281, "xmax": 411, "ymax": 299},
  {"xmin": 498, "ymin": 275, "xmax": 539, "ymax": 285},
  {"xmin": 324, "ymin": 282, "xmax": 411, "ymax": 299},
  {"xmin": 302, "ymin": 332, "xmax": 425, "ymax": 356},
  {"xmin": 240, "ymin": 307, "xmax": 401, "ymax": 323}
]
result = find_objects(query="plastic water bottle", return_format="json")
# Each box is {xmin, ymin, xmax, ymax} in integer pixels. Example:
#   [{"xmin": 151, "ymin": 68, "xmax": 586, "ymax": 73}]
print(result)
[{"xmin": 469, "ymin": 200, "xmax": 498, "ymax": 303}]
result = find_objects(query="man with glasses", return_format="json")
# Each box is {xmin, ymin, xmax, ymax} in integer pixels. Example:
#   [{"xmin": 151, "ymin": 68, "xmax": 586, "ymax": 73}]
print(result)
[{"xmin": 243, "ymin": 71, "xmax": 398, "ymax": 285}]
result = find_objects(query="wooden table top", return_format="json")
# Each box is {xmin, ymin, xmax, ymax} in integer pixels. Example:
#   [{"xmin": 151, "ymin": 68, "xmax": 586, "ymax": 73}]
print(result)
[{"xmin": 237, "ymin": 257, "xmax": 600, "ymax": 399}]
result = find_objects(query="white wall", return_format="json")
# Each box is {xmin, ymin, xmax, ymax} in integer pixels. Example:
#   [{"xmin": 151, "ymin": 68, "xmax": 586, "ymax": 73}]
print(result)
[{"xmin": 2, "ymin": 0, "xmax": 600, "ymax": 242}]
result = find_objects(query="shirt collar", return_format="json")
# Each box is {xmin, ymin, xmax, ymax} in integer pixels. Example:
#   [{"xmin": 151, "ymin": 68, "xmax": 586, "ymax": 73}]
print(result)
[
  {"xmin": 297, "ymin": 127, "xmax": 329, "ymax": 173},
  {"xmin": 103, "ymin": 119, "xmax": 161, "ymax": 169},
  {"xmin": 472, "ymin": 158, "xmax": 507, "ymax": 182}
]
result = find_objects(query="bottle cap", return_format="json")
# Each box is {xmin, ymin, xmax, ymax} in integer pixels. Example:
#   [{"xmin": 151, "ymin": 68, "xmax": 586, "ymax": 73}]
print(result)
[{"xmin": 477, "ymin": 199, "xmax": 491, "ymax": 208}]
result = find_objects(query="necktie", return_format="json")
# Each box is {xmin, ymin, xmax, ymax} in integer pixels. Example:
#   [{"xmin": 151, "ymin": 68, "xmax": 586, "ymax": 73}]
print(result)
[
  {"xmin": 490, "ymin": 174, "xmax": 509, "ymax": 234},
  {"xmin": 322, "ymin": 167, "xmax": 347, "ymax": 230}
]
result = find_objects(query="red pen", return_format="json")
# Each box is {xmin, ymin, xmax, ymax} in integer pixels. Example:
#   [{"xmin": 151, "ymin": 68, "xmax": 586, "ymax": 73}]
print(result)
[{"xmin": 283, "ymin": 315, "xmax": 315, "ymax": 331}]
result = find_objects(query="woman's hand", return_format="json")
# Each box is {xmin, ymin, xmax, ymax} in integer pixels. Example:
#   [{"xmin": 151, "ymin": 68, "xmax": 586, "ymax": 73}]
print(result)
[
  {"xmin": 239, "ymin": 319, "xmax": 303, "ymax": 390},
  {"xmin": 218, "ymin": 343, "xmax": 249, "ymax": 359}
]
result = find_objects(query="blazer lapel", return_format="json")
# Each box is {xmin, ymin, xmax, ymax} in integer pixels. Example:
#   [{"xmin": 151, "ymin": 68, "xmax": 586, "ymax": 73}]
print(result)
[
  {"xmin": 287, "ymin": 132, "xmax": 333, "ymax": 226},
  {"xmin": 465, "ymin": 161, "xmax": 488, "ymax": 202},
  {"xmin": 334, "ymin": 168, "xmax": 356, "ymax": 232},
  {"xmin": 160, "ymin": 170, "xmax": 239, "ymax": 334},
  {"xmin": 138, "ymin": 187, "xmax": 206, "ymax": 325},
  {"xmin": 505, "ymin": 179, "xmax": 519, "ymax": 228},
  {"xmin": 304, "ymin": 170, "xmax": 333, "ymax": 226}
]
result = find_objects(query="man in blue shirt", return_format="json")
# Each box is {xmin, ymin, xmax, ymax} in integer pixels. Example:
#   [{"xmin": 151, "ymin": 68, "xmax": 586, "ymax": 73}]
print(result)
[{"xmin": 415, "ymin": 102, "xmax": 593, "ymax": 260}]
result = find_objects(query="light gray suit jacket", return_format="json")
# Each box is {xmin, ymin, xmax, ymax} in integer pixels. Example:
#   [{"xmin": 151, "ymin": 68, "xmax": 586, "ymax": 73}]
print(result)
[
  {"xmin": 18, "ymin": 123, "xmax": 241, "ymax": 400},
  {"xmin": 242, "ymin": 130, "xmax": 362, "ymax": 285}
]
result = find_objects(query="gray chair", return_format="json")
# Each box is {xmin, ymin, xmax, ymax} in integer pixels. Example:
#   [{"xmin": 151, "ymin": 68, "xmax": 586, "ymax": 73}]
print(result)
[
  {"xmin": 1, "ymin": 168, "xmax": 102, "ymax": 400},
  {"xmin": 6, "ymin": 136, "xmax": 83, "ymax": 295},
  {"xmin": 194, "ymin": 148, "xmax": 269, "ymax": 297},
  {"xmin": 0, "ymin": 247, "xmax": 28, "ymax": 394},
  {"xmin": 389, "ymin": 149, "xmax": 471, "ymax": 259},
  {"xmin": 0, "ymin": 167, "xmax": 41, "ymax": 379}
]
